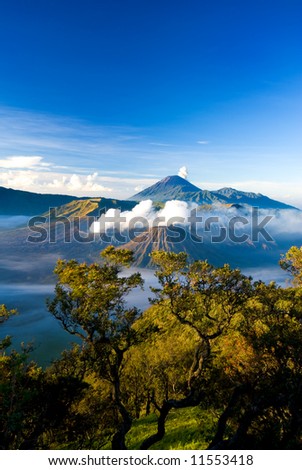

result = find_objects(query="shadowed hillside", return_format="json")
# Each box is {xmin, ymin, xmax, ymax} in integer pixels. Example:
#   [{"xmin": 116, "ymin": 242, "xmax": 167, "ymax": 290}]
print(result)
[{"xmin": 0, "ymin": 186, "xmax": 137, "ymax": 216}]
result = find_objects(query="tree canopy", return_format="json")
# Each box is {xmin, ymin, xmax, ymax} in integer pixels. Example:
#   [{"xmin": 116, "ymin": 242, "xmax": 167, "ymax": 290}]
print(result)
[{"xmin": 2, "ymin": 245, "xmax": 302, "ymax": 449}]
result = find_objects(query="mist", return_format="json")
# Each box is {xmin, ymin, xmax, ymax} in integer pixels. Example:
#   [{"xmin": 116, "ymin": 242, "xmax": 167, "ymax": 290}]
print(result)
[
  {"xmin": 91, "ymin": 199, "xmax": 302, "ymax": 244},
  {"xmin": 0, "ymin": 215, "xmax": 30, "ymax": 230},
  {"xmin": 0, "ymin": 283, "xmax": 74, "ymax": 366}
]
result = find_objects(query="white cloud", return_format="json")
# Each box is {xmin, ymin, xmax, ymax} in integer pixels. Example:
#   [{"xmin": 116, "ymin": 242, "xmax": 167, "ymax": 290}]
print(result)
[
  {"xmin": 0, "ymin": 170, "xmax": 39, "ymax": 189},
  {"xmin": 91, "ymin": 199, "xmax": 199, "ymax": 233},
  {"xmin": 0, "ymin": 155, "xmax": 115, "ymax": 196},
  {"xmin": 197, "ymin": 140, "xmax": 209, "ymax": 145},
  {"xmin": 0, "ymin": 155, "xmax": 50, "ymax": 169},
  {"xmin": 0, "ymin": 169, "xmax": 113, "ymax": 196},
  {"xmin": 66, "ymin": 172, "xmax": 111, "ymax": 193}
]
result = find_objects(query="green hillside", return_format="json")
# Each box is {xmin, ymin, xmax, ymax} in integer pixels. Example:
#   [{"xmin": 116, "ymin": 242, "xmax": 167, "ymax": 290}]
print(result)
[{"xmin": 43, "ymin": 197, "xmax": 136, "ymax": 218}]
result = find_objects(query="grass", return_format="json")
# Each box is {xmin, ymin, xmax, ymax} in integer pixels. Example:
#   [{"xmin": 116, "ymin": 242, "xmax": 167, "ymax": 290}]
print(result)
[
  {"xmin": 126, "ymin": 407, "xmax": 218, "ymax": 450},
  {"xmin": 49, "ymin": 199, "xmax": 101, "ymax": 218}
]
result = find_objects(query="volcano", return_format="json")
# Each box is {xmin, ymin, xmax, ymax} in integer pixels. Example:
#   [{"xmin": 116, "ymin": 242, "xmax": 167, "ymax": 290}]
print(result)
[
  {"xmin": 129, "ymin": 175, "xmax": 221, "ymax": 204},
  {"xmin": 129, "ymin": 175, "xmax": 297, "ymax": 210},
  {"xmin": 118, "ymin": 225, "xmax": 281, "ymax": 269}
]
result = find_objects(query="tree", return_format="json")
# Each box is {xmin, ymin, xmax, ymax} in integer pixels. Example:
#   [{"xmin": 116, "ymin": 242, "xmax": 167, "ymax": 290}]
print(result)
[
  {"xmin": 138, "ymin": 251, "xmax": 253, "ymax": 449},
  {"xmin": 209, "ymin": 280, "xmax": 302, "ymax": 449},
  {"xmin": 122, "ymin": 304, "xmax": 198, "ymax": 420},
  {"xmin": 0, "ymin": 305, "xmax": 86, "ymax": 450},
  {"xmin": 47, "ymin": 246, "xmax": 148, "ymax": 449},
  {"xmin": 0, "ymin": 304, "xmax": 17, "ymax": 351},
  {"xmin": 280, "ymin": 246, "xmax": 302, "ymax": 286}
]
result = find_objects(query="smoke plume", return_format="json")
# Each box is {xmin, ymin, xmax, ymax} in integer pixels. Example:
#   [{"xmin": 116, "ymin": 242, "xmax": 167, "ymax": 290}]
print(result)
[{"xmin": 178, "ymin": 166, "xmax": 188, "ymax": 179}]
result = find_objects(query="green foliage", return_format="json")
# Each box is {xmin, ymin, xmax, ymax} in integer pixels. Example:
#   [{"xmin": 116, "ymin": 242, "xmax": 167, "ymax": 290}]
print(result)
[
  {"xmin": 280, "ymin": 245, "xmax": 302, "ymax": 286},
  {"xmin": 101, "ymin": 245, "xmax": 136, "ymax": 267},
  {"xmin": 137, "ymin": 250, "xmax": 302, "ymax": 450},
  {"xmin": 0, "ymin": 317, "xmax": 86, "ymax": 449},
  {"xmin": 151, "ymin": 251, "xmax": 187, "ymax": 277},
  {"xmin": 47, "ymin": 246, "xmax": 147, "ymax": 449},
  {"xmin": 43, "ymin": 348, "xmax": 114, "ymax": 450},
  {"xmin": 122, "ymin": 305, "xmax": 198, "ymax": 419},
  {"xmin": 208, "ymin": 280, "xmax": 302, "ymax": 449},
  {"xmin": 127, "ymin": 408, "xmax": 216, "ymax": 450},
  {"xmin": 0, "ymin": 304, "xmax": 17, "ymax": 322},
  {"xmin": 48, "ymin": 248, "xmax": 143, "ymax": 347},
  {"xmin": 0, "ymin": 304, "xmax": 17, "ymax": 351},
  {"xmin": 3, "ymin": 246, "xmax": 302, "ymax": 449}
]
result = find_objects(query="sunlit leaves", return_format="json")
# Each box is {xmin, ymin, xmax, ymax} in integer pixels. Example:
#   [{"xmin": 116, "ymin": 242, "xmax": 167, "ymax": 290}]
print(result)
[
  {"xmin": 280, "ymin": 245, "xmax": 302, "ymax": 287},
  {"xmin": 49, "ymin": 247, "xmax": 143, "ymax": 345}
]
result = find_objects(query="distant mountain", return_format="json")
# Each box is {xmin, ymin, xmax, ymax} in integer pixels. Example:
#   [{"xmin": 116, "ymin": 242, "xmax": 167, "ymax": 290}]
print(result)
[
  {"xmin": 129, "ymin": 175, "xmax": 297, "ymax": 210},
  {"xmin": 212, "ymin": 187, "xmax": 295, "ymax": 210},
  {"xmin": 128, "ymin": 175, "xmax": 217, "ymax": 204},
  {"xmin": 0, "ymin": 186, "xmax": 136, "ymax": 216},
  {"xmin": 0, "ymin": 186, "xmax": 78, "ymax": 215},
  {"xmin": 128, "ymin": 175, "xmax": 203, "ymax": 202}
]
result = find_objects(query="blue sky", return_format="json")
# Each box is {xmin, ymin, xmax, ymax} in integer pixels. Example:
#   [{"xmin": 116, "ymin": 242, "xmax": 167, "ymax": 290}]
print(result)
[{"xmin": 0, "ymin": 0, "xmax": 302, "ymax": 206}]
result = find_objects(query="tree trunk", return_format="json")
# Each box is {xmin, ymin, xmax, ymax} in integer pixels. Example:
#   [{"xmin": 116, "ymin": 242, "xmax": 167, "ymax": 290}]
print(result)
[
  {"xmin": 111, "ymin": 364, "xmax": 132, "ymax": 450},
  {"xmin": 208, "ymin": 384, "xmax": 250, "ymax": 449},
  {"xmin": 140, "ymin": 401, "xmax": 172, "ymax": 450},
  {"xmin": 140, "ymin": 390, "xmax": 204, "ymax": 450}
]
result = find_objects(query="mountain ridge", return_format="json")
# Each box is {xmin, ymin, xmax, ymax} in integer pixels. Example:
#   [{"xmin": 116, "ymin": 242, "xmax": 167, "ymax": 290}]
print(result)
[
  {"xmin": 0, "ymin": 174, "xmax": 298, "ymax": 218},
  {"xmin": 0, "ymin": 186, "xmax": 136, "ymax": 216},
  {"xmin": 129, "ymin": 175, "xmax": 297, "ymax": 210}
]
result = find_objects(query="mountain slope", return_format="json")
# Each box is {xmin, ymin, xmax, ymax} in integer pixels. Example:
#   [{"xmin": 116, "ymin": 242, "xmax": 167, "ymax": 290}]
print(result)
[
  {"xmin": 0, "ymin": 186, "xmax": 136, "ymax": 216},
  {"xmin": 118, "ymin": 226, "xmax": 283, "ymax": 269},
  {"xmin": 129, "ymin": 175, "xmax": 297, "ymax": 210},
  {"xmin": 0, "ymin": 186, "xmax": 79, "ymax": 215},
  {"xmin": 128, "ymin": 175, "xmax": 203, "ymax": 202},
  {"xmin": 129, "ymin": 175, "xmax": 228, "ymax": 205},
  {"xmin": 213, "ymin": 187, "xmax": 295, "ymax": 210},
  {"xmin": 43, "ymin": 198, "xmax": 136, "ymax": 218}
]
